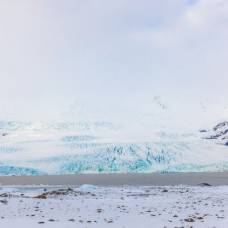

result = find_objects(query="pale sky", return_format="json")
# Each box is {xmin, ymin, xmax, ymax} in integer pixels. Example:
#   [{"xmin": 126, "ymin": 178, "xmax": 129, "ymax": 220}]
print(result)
[{"xmin": 0, "ymin": 0, "xmax": 227, "ymax": 126}]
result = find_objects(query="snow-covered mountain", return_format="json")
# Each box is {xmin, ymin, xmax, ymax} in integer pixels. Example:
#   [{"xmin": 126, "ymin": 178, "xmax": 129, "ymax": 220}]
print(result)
[{"xmin": 200, "ymin": 121, "xmax": 228, "ymax": 146}]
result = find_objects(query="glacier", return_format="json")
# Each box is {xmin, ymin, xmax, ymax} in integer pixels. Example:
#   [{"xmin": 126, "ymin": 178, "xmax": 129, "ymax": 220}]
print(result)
[{"xmin": 0, "ymin": 121, "xmax": 227, "ymax": 175}]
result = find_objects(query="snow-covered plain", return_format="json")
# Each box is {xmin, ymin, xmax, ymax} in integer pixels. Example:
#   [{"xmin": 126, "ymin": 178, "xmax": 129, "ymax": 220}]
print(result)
[{"xmin": 0, "ymin": 185, "xmax": 227, "ymax": 228}]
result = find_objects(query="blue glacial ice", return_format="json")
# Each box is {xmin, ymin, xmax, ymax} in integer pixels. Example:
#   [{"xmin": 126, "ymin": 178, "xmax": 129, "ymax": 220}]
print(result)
[
  {"xmin": 0, "ymin": 166, "xmax": 44, "ymax": 176},
  {"xmin": 0, "ymin": 121, "xmax": 227, "ymax": 175}
]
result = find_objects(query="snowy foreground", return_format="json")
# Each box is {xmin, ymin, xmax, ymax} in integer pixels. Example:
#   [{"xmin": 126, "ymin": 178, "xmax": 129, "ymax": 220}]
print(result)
[{"xmin": 0, "ymin": 185, "xmax": 227, "ymax": 228}]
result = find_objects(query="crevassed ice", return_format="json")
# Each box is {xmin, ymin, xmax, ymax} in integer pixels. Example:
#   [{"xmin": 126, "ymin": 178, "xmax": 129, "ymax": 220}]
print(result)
[{"xmin": 0, "ymin": 121, "xmax": 227, "ymax": 175}]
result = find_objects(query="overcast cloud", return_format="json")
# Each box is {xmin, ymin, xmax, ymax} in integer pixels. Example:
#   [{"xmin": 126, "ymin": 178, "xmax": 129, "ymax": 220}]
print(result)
[{"xmin": 0, "ymin": 0, "xmax": 227, "ymax": 126}]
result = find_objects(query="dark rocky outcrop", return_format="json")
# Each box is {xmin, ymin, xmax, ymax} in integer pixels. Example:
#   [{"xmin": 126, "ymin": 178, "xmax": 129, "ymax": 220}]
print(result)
[{"xmin": 201, "ymin": 121, "xmax": 228, "ymax": 146}]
